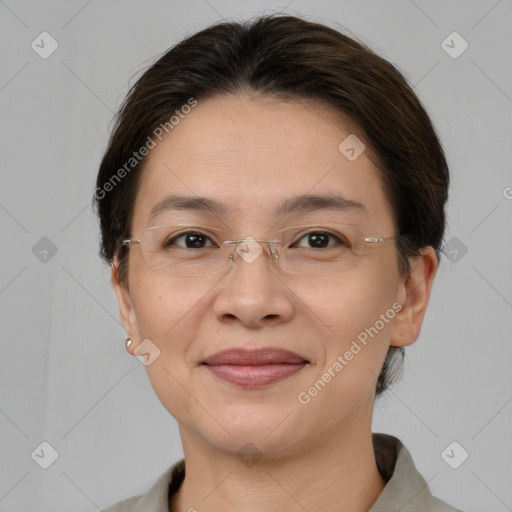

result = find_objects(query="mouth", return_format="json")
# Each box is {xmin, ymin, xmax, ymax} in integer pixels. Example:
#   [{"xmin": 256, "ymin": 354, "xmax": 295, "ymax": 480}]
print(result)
[{"xmin": 201, "ymin": 348, "xmax": 309, "ymax": 388}]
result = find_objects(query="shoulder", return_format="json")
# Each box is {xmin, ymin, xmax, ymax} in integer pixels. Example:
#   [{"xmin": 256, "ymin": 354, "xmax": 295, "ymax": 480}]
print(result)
[
  {"xmin": 102, "ymin": 495, "xmax": 141, "ymax": 512},
  {"xmin": 371, "ymin": 433, "xmax": 463, "ymax": 512},
  {"xmin": 101, "ymin": 459, "xmax": 185, "ymax": 512}
]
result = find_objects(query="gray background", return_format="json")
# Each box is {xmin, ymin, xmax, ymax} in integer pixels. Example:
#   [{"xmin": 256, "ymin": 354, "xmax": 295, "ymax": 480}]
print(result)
[{"xmin": 1, "ymin": 1, "xmax": 511, "ymax": 511}]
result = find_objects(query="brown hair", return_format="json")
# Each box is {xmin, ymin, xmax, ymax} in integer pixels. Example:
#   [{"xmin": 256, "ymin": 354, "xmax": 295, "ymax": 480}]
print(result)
[{"xmin": 93, "ymin": 14, "xmax": 449, "ymax": 397}]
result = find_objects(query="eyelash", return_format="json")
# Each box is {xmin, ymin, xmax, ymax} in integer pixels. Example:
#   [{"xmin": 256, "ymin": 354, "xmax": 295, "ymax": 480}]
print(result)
[{"xmin": 164, "ymin": 230, "xmax": 350, "ymax": 249}]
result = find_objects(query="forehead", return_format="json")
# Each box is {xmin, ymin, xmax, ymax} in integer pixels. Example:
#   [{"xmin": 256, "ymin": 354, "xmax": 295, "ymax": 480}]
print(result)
[{"xmin": 131, "ymin": 94, "xmax": 393, "ymax": 232}]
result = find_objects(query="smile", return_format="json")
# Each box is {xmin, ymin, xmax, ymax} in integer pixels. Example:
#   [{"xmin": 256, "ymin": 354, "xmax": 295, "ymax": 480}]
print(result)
[
  {"xmin": 203, "ymin": 362, "xmax": 308, "ymax": 387},
  {"xmin": 201, "ymin": 347, "xmax": 309, "ymax": 387}
]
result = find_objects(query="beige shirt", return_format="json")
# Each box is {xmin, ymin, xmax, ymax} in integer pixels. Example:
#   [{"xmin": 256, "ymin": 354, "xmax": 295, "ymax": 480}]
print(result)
[{"xmin": 102, "ymin": 433, "xmax": 462, "ymax": 512}]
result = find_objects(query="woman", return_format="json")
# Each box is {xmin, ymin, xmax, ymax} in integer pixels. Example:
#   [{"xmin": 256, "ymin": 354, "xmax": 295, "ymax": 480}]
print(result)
[{"xmin": 95, "ymin": 14, "xmax": 461, "ymax": 512}]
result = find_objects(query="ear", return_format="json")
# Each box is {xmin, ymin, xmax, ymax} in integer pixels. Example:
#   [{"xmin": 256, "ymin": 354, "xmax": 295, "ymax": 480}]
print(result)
[
  {"xmin": 390, "ymin": 246, "xmax": 438, "ymax": 347},
  {"xmin": 111, "ymin": 255, "xmax": 140, "ymax": 354}
]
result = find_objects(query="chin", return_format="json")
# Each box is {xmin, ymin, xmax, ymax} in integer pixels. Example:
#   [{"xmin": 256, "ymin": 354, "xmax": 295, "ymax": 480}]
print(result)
[{"xmin": 182, "ymin": 412, "xmax": 306, "ymax": 460}]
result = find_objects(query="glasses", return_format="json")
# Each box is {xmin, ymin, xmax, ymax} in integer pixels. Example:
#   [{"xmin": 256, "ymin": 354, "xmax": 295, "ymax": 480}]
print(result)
[{"xmin": 121, "ymin": 223, "xmax": 397, "ymax": 277}]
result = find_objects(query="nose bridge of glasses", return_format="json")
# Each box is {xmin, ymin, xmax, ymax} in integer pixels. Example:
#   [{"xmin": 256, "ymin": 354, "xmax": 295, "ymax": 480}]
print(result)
[{"xmin": 224, "ymin": 237, "xmax": 280, "ymax": 266}]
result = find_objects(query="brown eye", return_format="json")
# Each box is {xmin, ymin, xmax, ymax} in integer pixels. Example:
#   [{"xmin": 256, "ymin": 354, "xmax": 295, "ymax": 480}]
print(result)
[
  {"xmin": 165, "ymin": 231, "xmax": 214, "ymax": 249},
  {"xmin": 295, "ymin": 231, "xmax": 349, "ymax": 249}
]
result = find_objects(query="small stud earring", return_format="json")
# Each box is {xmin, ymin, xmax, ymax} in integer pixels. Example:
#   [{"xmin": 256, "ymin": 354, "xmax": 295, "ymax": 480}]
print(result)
[{"xmin": 125, "ymin": 337, "xmax": 132, "ymax": 348}]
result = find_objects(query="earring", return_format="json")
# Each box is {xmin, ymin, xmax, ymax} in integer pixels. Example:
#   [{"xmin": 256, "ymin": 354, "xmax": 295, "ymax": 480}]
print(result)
[{"xmin": 125, "ymin": 337, "xmax": 132, "ymax": 349}]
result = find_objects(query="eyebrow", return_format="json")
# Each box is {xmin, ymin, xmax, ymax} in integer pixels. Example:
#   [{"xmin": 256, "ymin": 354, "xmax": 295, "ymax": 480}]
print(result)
[{"xmin": 148, "ymin": 193, "xmax": 366, "ymax": 222}]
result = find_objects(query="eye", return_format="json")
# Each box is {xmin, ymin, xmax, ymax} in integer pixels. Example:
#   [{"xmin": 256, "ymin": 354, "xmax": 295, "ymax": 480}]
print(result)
[
  {"xmin": 165, "ymin": 231, "xmax": 216, "ymax": 249},
  {"xmin": 294, "ymin": 230, "xmax": 349, "ymax": 249}
]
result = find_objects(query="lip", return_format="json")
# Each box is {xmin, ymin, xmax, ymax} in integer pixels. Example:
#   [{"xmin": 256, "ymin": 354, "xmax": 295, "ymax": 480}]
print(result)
[
  {"xmin": 202, "ymin": 347, "xmax": 308, "ymax": 366},
  {"xmin": 201, "ymin": 348, "xmax": 309, "ymax": 388}
]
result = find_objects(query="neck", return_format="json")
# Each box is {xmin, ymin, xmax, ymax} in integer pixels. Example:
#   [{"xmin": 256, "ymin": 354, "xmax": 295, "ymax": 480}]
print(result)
[{"xmin": 169, "ymin": 421, "xmax": 386, "ymax": 512}]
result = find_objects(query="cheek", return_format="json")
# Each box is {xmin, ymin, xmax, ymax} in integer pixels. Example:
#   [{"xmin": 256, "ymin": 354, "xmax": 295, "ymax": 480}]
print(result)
[
  {"xmin": 295, "ymin": 266, "xmax": 399, "ymax": 416},
  {"xmin": 294, "ymin": 252, "xmax": 399, "ymax": 334},
  {"xmin": 128, "ymin": 273, "xmax": 209, "ymax": 417},
  {"xmin": 129, "ymin": 268, "xmax": 207, "ymax": 350},
  {"xmin": 292, "ymin": 254, "xmax": 400, "ymax": 390}
]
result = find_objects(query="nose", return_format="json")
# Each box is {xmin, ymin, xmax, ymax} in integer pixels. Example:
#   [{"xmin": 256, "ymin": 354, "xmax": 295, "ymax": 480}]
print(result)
[{"xmin": 212, "ymin": 241, "xmax": 295, "ymax": 328}]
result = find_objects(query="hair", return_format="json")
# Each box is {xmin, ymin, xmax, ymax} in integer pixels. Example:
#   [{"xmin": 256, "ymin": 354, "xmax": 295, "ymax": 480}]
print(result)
[{"xmin": 93, "ymin": 13, "xmax": 449, "ymax": 397}]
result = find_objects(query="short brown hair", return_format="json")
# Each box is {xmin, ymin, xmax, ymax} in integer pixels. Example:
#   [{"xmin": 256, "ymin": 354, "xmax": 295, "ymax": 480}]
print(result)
[{"xmin": 93, "ymin": 14, "xmax": 449, "ymax": 396}]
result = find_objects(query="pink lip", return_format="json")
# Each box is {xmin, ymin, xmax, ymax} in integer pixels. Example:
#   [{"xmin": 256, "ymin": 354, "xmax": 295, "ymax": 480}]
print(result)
[
  {"xmin": 202, "ymin": 348, "xmax": 308, "ymax": 365},
  {"xmin": 201, "ymin": 348, "xmax": 309, "ymax": 388},
  {"xmin": 205, "ymin": 363, "xmax": 307, "ymax": 387}
]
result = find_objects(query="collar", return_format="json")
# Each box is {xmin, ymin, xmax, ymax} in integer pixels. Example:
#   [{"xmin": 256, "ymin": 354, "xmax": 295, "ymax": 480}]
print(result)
[{"xmin": 103, "ymin": 433, "xmax": 461, "ymax": 512}]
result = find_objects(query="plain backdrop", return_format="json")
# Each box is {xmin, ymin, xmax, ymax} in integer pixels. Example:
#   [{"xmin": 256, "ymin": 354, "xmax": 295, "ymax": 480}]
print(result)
[{"xmin": 1, "ymin": 1, "xmax": 511, "ymax": 511}]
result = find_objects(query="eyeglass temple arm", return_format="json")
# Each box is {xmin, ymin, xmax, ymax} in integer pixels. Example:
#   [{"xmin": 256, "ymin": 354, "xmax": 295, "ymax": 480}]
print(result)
[{"xmin": 364, "ymin": 236, "xmax": 396, "ymax": 243}]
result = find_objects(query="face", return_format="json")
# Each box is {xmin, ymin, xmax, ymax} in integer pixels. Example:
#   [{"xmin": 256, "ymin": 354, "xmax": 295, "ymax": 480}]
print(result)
[{"xmin": 113, "ymin": 94, "xmax": 437, "ymax": 459}]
